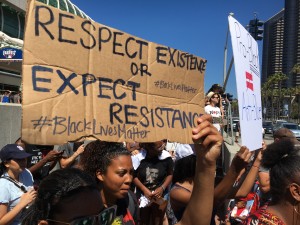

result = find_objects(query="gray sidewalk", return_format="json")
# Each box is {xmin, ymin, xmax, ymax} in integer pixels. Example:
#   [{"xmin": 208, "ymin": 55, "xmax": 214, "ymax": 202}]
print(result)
[{"xmin": 222, "ymin": 132, "xmax": 274, "ymax": 173}]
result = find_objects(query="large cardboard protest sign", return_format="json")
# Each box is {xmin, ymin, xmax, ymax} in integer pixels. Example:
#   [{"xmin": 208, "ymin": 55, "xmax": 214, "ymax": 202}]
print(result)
[
  {"xmin": 228, "ymin": 16, "xmax": 263, "ymax": 151},
  {"xmin": 22, "ymin": 0, "xmax": 206, "ymax": 145}
]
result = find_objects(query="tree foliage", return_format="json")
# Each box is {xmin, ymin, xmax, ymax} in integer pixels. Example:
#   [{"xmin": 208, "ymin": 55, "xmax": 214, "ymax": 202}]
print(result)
[{"xmin": 261, "ymin": 72, "xmax": 299, "ymax": 120}]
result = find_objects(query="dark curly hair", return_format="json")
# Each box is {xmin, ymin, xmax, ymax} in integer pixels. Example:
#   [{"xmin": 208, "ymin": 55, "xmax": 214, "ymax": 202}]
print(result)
[
  {"xmin": 0, "ymin": 162, "xmax": 6, "ymax": 177},
  {"xmin": 172, "ymin": 154, "xmax": 196, "ymax": 184},
  {"xmin": 261, "ymin": 139, "xmax": 300, "ymax": 204},
  {"xmin": 22, "ymin": 168, "xmax": 100, "ymax": 225},
  {"xmin": 79, "ymin": 140, "xmax": 130, "ymax": 180}
]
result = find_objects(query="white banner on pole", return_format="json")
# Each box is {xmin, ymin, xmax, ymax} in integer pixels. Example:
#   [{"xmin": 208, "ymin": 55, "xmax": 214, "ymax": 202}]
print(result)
[{"xmin": 228, "ymin": 15, "xmax": 263, "ymax": 151}]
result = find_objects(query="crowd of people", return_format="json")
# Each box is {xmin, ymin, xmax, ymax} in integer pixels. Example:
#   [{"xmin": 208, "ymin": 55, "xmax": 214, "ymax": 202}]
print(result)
[
  {"xmin": 0, "ymin": 90, "xmax": 21, "ymax": 104},
  {"xmin": 1, "ymin": 84, "xmax": 300, "ymax": 225}
]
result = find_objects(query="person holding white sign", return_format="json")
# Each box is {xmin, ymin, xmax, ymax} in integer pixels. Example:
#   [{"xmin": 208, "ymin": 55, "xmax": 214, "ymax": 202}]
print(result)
[{"xmin": 205, "ymin": 93, "xmax": 222, "ymax": 132}]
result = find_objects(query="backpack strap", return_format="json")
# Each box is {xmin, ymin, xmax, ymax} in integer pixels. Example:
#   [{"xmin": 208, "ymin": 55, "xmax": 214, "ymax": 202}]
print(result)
[
  {"xmin": 127, "ymin": 190, "xmax": 139, "ymax": 222},
  {"xmin": 1, "ymin": 176, "xmax": 27, "ymax": 193}
]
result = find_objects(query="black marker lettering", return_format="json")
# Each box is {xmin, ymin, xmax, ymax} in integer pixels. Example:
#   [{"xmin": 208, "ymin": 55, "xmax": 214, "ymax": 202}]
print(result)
[
  {"xmin": 168, "ymin": 47, "xmax": 177, "ymax": 67},
  {"xmin": 124, "ymin": 105, "xmax": 138, "ymax": 125},
  {"xmin": 136, "ymin": 39, "xmax": 148, "ymax": 60},
  {"xmin": 140, "ymin": 106, "xmax": 149, "ymax": 127},
  {"xmin": 58, "ymin": 13, "xmax": 77, "ymax": 44},
  {"xmin": 127, "ymin": 81, "xmax": 140, "ymax": 101},
  {"xmin": 155, "ymin": 107, "xmax": 164, "ymax": 128},
  {"xmin": 80, "ymin": 20, "xmax": 96, "ymax": 49},
  {"xmin": 125, "ymin": 37, "xmax": 137, "ymax": 58},
  {"xmin": 110, "ymin": 103, "xmax": 123, "ymax": 124},
  {"xmin": 113, "ymin": 79, "xmax": 126, "ymax": 99},
  {"xmin": 82, "ymin": 74, "xmax": 96, "ymax": 96},
  {"xmin": 156, "ymin": 46, "xmax": 167, "ymax": 64},
  {"xmin": 140, "ymin": 63, "xmax": 152, "ymax": 77},
  {"xmin": 52, "ymin": 116, "xmax": 67, "ymax": 135},
  {"xmin": 32, "ymin": 65, "xmax": 52, "ymax": 92},
  {"xmin": 56, "ymin": 70, "xmax": 78, "ymax": 94},
  {"xmin": 130, "ymin": 62, "xmax": 139, "ymax": 76},
  {"xmin": 98, "ymin": 27, "xmax": 112, "ymax": 51},
  {"xmin": 172, "ymin": 110, "xmax": 184, "ymax": 128},
  {"xmin": 98, "ymin": 77, "xmax": 113, "ymax": 99},
  {"xmin": 35, "ymin": 5, "xmax": 54, "ymax": 40},
  {"xmin": 113, "ymin": 32, "xmax": 124, "ymax": 56}
]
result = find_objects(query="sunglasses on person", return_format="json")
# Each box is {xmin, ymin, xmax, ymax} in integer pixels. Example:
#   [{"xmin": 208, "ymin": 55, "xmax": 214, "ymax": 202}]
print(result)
[
  {"xmin": 212, "ymin": 96, "xmax": 219, "ymax": 99},
  {"xmin": 47, "ymin": 205, "xmax": 117, "ymax": 225}
]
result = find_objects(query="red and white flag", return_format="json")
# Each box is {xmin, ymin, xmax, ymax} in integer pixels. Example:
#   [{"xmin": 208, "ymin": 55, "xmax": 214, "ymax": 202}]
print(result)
[{"xmin": 245, "ymin": 72, "xmax": 254, "ymax": 91}]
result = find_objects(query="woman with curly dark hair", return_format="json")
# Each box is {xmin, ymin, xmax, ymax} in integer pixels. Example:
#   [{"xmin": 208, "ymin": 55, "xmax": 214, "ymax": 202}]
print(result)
[
  {"xmin": 22, "ymin": 168, "xmax": 105, "ymax": 225},
  {"xmin": 22, "ymin": 114, "xmax": 224, "ymax": 225},
  {"xmin": 244, "ymin": 139, "xmax": 300, "ymax": 225},
  {"xmin": 79, "ymin": 140, "xmax": 138, "ymax": 225}
]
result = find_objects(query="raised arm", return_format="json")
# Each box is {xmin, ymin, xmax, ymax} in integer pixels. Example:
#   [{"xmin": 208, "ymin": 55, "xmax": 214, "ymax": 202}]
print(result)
[
  {"xmin": 214, "ymin": 146, "xmax": 252, "ymax": 206},
  {"xmin": 28, "ymin": 150, "xmax": 62, "ymax": 174},
  {"xmin": 177, "ymin": 114, "xmax": 223, "ymax": 225},
  {"xmin": 234, "ymin": 146, "xmax": 264, "ymax": 198},
  {"xmin": 59, "ymin": 144, "xmax": 85, "ymax": 168}
]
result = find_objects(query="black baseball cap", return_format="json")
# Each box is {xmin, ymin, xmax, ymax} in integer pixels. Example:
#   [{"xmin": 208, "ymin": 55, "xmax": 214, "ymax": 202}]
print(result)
[
  {"xmin": 212, "ymin": 84, "xmax": 221, "ymax": 88},
  {"xmin": 0, "ymin": 144, "xmax": 32, "ymax": 161}
]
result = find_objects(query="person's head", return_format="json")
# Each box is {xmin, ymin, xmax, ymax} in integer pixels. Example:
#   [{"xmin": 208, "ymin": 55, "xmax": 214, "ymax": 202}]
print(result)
[
  {"xmin": 210, "ymin": 93, "xmax": 220, "ymax": 105},
  {"xmin": 262, "ymin": 139, "xmax": 300, "ymax": 205},
  {"xmin": 205, "ymin": 92, "xmax": 214, "ymax": 105},
  {"xmin": 235, "ymin": 198, "xmax": 247, "ymax": 209},
  {"xmin": 79, "ymin": 140, "xmax": 133, "ymax": 201},
  {"xmin": 175, "ymin": 144, "xmax": 194, "ymax": 161},
  {"xmin": 273, "ymin": 128, "xmax": 296, "ymax": 142},
  {"xmin": 22, "ymin": 168, "xmax": 104, "ymax": 225},
  {"xmin": 0, "ymin": 144, "xmax": 31, "ymax": 176},
  {"xmin": 172, "ymin": 154, "xmax": 196, "ymax": 184},
  {"xmin": 141, "ymin": 140, "xmax": 166, "ymax": 158},
  {"xmin": 207, "ymin": 84, "xmax": 224, "ymax": 95},
  {"xmin": 15, "ymin": 137, "xmax": 26, "ymax": 150}
]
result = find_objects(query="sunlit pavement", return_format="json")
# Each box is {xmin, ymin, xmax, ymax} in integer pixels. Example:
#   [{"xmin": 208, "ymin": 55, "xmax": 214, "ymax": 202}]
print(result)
[
  {"xmin": 222, "ymin": 133, "xmax": 275, "ymax": 173},
  {"xmin": 224, "ymin": 132, "xmax": 274, "ymax": 146}
]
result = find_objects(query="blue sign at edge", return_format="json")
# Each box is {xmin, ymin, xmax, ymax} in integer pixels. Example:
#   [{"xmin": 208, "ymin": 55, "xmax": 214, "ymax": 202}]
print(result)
[{"xmin": 0, "ymin": 47, "xmax": 22, "ymax": 61}]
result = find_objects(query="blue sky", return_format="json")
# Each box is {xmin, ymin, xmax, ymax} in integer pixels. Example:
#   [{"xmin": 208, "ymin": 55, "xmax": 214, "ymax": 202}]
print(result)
[{"xmin": 71, "ymin": 0, "xmax": 284, "ymax": 97}]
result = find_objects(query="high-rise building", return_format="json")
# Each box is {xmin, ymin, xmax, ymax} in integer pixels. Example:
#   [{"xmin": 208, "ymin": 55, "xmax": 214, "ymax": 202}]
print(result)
[
  {"xmin": 262, "ymin": 0, "xmax": 300, "ymax": 88},
  {"xmin": 283, "ymin": 0, "xmax": 300, "ymax": 87},
  {"xmin": 261, "ymin": 9, "xmax": 285, "ymax": 85}
]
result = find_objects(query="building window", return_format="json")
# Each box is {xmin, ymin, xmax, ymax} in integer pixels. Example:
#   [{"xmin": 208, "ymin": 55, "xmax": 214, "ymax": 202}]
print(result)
[{"xmin": 0, "ymin": 5, "xmax": 24, "ymax": 39}]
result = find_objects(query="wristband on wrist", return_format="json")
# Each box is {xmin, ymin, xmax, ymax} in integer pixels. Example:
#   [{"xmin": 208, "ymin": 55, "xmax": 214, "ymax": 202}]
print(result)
[
  {"xmin": 252, "ymin": 164, "xmax": 260, "ymax": 169},
  {"xmin": 161, "ymin": 185, "xmax": 165, "ymax": 191}
]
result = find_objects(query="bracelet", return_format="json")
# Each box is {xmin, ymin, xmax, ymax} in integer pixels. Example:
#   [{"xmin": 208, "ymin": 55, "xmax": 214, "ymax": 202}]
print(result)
[
  {"xmin": 161, "ymin": 185, "xmax": 165, "ymax": 191},
  {"xmin": 252, "ymin": 165, "xmax": 260, "ymax": 169}
]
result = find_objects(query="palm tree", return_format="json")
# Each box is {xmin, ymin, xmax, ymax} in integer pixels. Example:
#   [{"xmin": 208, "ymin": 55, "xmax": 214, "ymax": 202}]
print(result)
[
  {"xmin": 261, "ymin": 73, "xmax": 288, "ymax": 120},
  {"xmin": 291, "ymin": 64, "xmax": 300, "ymax": 119}
]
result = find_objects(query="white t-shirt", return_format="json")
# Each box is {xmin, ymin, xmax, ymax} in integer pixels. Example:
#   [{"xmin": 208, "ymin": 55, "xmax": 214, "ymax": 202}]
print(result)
[
  {"xmin": 131, "ymin": 149, "xmax": 171, "ymax": 170},
  {"xmin": 204, "ymin": 105, "xmax": 221, "ymax": 131},
  {"xmin": 0, "ymin": 169, "xmax": 34, "ymax": 225}
]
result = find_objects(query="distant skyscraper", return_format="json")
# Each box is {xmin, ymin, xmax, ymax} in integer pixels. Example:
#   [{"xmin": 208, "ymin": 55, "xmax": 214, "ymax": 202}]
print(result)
[
  {"xmin": 283, "ymin": 0, "xmax": 300, "ymax": 87},
  {"xmin": 262, "ymin": 0, "xmax": 300, "ymax": 88},
  {"xmin": 261, "ymin": 9, "xmax": 285, "ymax": 85}
]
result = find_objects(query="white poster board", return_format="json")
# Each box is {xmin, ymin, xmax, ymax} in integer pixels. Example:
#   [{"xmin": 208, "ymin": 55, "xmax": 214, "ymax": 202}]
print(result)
[{"xmin": 228, "ymin": 15, "xmax": 262, "ymax": 151}]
